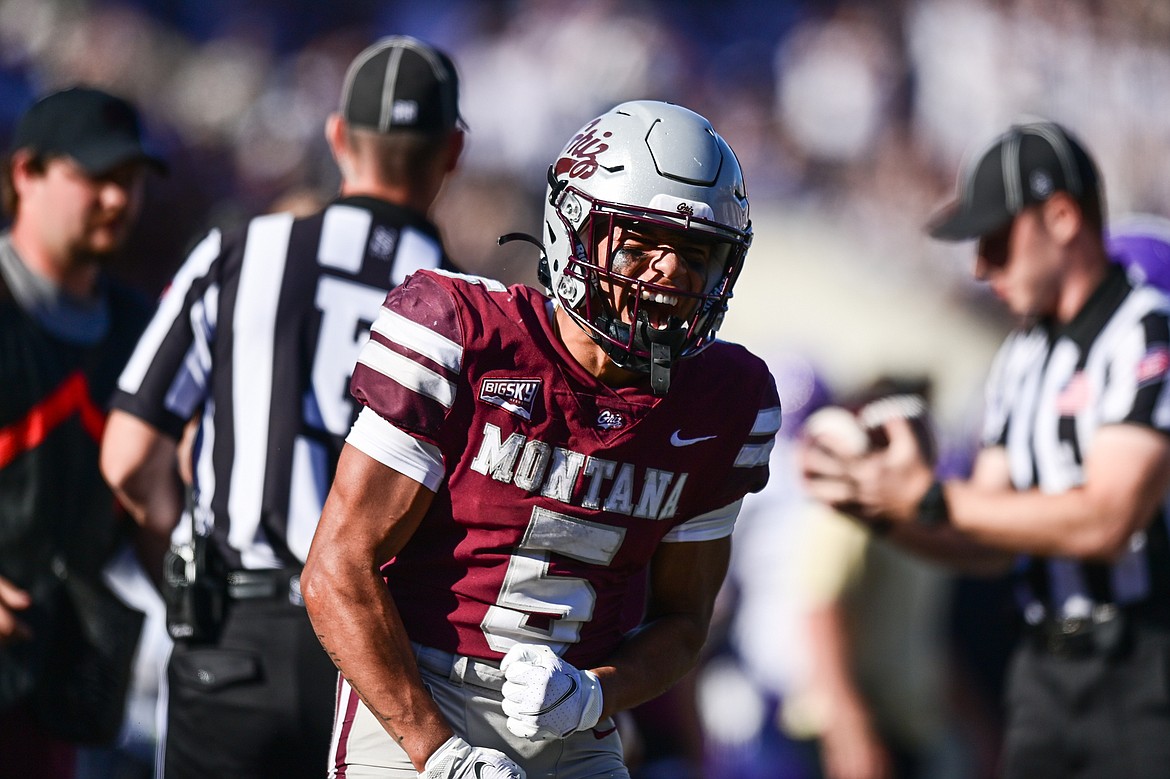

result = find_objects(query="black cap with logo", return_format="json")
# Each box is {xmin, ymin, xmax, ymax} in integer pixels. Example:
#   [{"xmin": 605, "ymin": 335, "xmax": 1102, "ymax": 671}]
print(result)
[
  {"xmin": 928, "ymin": 121, "xmax": 1099, "ymax": 241},
  {"xmin": 340, "ymin": 36, "xmax": 463, "ymax": 137},
  {"xmin": 10, "ymin": 86, "xmax": 166, "ymax": 176}
]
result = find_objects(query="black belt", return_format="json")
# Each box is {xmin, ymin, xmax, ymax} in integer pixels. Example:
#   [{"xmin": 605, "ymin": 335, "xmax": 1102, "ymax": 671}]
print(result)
[
  {"xmin": 1025, "ymin": 605, "xmax": 1127, "ymax": 658},
  {"xmin": 224, "ymin": 568, "xmax": 304, "ymax": 606}
]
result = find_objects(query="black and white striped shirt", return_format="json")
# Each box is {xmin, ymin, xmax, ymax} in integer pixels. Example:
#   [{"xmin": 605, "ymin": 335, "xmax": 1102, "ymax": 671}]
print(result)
[
  {"xmin": 111, "ymin": 196, "xmax": 456, "ymax": 570},
  {"xmin": 982, "ymin": 264, "xmax": 1170, "ymax": 620}
]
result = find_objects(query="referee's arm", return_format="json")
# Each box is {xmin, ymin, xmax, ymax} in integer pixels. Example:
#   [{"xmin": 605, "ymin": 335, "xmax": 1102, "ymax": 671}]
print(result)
[
  {"xmin": 942, "ymin": 424, "xmax": 1170, "ymax": 561},
  {"xmin": 807, "ymin": 417, "xmax": 1170, "ymax": 565},
  {"xmin": 101, "ymin": 409, "xmax": 184, "ymax": 585}
]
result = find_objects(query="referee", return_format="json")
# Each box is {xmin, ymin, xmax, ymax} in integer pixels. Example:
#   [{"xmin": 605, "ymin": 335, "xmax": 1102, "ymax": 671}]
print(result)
[
  {"xmin": 100, "ymin": 36, "xmax": 466, "ymax": 779},
  {"xmin": 802, "ymin": 121, "xmax": 1170, "ymax": 778}
]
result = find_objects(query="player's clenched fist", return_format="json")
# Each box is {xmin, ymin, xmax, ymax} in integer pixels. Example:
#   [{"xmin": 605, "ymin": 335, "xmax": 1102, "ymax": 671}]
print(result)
[
  {"xmin": 422, "ymin": 736, "xmax": 526, "ymax": 779},
  {"xmin": 500, "ymin": 643, "xmax": 603, "ymax": 741}
]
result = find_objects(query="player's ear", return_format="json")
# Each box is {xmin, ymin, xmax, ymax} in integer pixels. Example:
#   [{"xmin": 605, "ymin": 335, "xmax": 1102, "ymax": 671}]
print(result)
[
  {"xmin": 444, "ymin": 128, "xmax": 465, "ymax": 173},
  {"xmin": 325, "ymin": 113, "xmax": 348, "ymax": 161},
  {"xmin": 9, "ymin": 148, "xmax": 41, "ymax": 194},
  {"xmin": 1042, "ymin": 192, "xmax": 1081, "ymax": 246},
  {"xmin": 325, "ymin": 113, "xmax": 359, "ymax": 182}
]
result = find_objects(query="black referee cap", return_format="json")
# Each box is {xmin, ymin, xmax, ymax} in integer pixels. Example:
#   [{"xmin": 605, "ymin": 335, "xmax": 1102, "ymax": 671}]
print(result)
[
  {"xmin": 341, "ymin": 36, "xmax": 463, "ymax": 137},
  {"xmin": 928, "ymin": 121, "xmax": 1100, "ymax": 241},
  {"xmin": 11, "ymin": 86, "xmax": 167, "ymax": 176}
]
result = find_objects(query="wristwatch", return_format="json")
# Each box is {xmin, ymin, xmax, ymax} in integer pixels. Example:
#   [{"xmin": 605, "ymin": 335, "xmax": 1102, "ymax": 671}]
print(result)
[{"xmin": 916, "ymin": 481, "xmax": 950, "ymax": 527}]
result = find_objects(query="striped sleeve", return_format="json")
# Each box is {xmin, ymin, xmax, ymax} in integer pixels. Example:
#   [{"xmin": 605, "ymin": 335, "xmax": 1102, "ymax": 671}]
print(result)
[
  {"xmin": 734, "ymin": 404, "xmax": 782, "ymax": 468},
  {"xmin": 703, "ymin": 362, "xmax": 781, "ymax": 517},
  {"xmin": 110, "ymin": 228, "xmax": 224, "ymax": 438},
  {"xmin": 1110, "ymin": 309, "xmax": 1170, "ymax": 430},
  {"xmin": 661, "ymin": 498, "xmax": 743, "ymax": 542},
  {"xmin": 349, "ymin": 271, "xmax": 464, "ymax": 446}
]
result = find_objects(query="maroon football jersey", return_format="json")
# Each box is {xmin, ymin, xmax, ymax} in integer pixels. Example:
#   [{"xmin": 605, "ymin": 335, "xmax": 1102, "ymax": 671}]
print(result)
[{"xmin": 348, "ymin": 269, "xmax": 780, "ymax": 667}]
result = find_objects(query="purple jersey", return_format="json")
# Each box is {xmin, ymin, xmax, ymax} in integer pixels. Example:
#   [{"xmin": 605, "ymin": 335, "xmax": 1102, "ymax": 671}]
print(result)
[{"xmin": 347, "ymin": 269, "xmax": 780, "ymax": 667}]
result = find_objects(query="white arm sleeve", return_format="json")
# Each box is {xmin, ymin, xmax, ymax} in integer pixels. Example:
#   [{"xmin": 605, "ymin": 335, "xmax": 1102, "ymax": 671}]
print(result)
[
  {"xmin": 661, "ymin": 498, "xmax": 743, "ymax": 543},
  {"xmin": 346, "ymin": 406, "xmax": 445, "ymax": 492}
]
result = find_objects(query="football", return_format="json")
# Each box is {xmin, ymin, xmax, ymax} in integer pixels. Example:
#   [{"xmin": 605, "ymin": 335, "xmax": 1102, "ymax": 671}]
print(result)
[
  {"xmin": 802, "ymin": 405, "xmax": 869, "ymax": 456},
  {"xmin": 803, "ymin": 393, "xmax": 937, "ymax": 464}
]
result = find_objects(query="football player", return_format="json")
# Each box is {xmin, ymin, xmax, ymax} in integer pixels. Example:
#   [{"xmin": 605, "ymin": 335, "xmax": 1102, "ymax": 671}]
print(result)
[{"xmin": 302, "ymin": 100, "xmax": 781, "ymax": 779}]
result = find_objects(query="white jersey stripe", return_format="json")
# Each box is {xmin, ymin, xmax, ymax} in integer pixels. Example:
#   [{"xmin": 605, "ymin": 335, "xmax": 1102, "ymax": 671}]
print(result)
[
  {"xmin": 371, "ymin": 307, "xmax": 463, "ymax": 372},
  {"xmin": 751, "ymin": 406, "xmax": 782, "ymax": 436},
  {"xmin": 357, "ymin": 339, "xmax": 457, "ymax": 409},
  {"xmin": 229, "ymin": 212, "xmax": 294, "ymax": 568},
  {"xmin": 319, "ymin": 205, "xmax": 371, "ymax": 273},
  {"xmin": 735, "ymin": 439, "xmax": 775, "ymax": 468},
  {"xmin": 392, "ymin": 226, "xmax": 444, "ymax": 285}
]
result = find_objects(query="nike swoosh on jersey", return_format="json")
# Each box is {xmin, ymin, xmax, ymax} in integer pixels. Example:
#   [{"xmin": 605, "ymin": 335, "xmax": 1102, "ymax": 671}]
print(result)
[
  {"xmin": 592, "ymin": 724, "xmax": 618, "ymax": 739},
  {"xmin": 670, "ymin": 430, "xmax": 717, "ymax": 447}
]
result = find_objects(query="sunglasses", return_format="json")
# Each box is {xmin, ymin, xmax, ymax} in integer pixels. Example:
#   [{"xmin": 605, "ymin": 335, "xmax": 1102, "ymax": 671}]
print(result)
[{"xmin": 977, "ymin": 220, "xmax": 1016, "ymax": 268}]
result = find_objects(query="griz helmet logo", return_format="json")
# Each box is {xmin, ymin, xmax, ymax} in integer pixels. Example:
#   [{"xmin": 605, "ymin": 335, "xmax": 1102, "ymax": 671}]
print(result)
[{"xmin": 553, "ymin": 118, "xmax": 612, "ymax": 181}]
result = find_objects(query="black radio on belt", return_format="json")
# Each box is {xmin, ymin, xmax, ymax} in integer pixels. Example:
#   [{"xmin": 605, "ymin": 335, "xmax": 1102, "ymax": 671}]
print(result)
[{"xmin": 163, "ymin": 495, "xmax": 224, "ymax": 642}]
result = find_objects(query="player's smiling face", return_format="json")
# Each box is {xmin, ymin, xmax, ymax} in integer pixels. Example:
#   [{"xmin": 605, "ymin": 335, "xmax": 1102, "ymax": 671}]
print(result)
[{"xmin": 595, "ymin": 220, "xmax": 723, "ymax": 329}]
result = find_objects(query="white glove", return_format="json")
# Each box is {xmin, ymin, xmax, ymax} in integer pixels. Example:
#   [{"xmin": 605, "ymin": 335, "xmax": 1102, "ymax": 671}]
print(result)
[
  {"xmin": 500, "ymin": 643, "xmax": 603, "ymax": 741},
  {"xmin": 421, "ymin": 736, "xmax": 526, "ymax": 779}
]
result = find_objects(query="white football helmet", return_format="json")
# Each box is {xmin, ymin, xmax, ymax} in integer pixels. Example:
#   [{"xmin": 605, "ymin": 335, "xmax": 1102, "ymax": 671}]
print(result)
[{"xmin": 539, "ymin": 100, "xmax": 751, "ymax": 394}]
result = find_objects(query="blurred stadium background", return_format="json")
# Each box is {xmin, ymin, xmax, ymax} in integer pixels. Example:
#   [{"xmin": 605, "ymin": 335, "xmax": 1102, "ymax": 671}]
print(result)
[
  {"xmin": 2, "ymin": 0, "xmax": 1167, "ymax": 444},
  {"xmin": 12, "ymin": 3, "xmax": 1170, "ymax": 776}
]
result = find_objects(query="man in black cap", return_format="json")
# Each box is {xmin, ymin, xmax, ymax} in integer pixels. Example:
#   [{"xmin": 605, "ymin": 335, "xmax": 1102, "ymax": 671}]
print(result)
[
  {"xmin": 802, "ymin": 120, "xmax": 1170, "ymax": 778},
  {"xmin": 100, "ymin": 36, "xmax": 471, "ymax": 779},
  {"xmin": 0, "ymin": 85, "xmax": 165, "ymax": 777}
]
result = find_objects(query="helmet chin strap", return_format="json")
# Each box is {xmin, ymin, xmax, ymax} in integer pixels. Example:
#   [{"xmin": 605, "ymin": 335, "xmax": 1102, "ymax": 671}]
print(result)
[
  {"xmin": 638, "ymin": 313, "xmax": 687, "ymax": 395},
  {"xmin": 594, "ymin": 293, "xmax": 689, "ymax": 394},
  {"xmin": 597, "ymin": 307, "xmax": 688, "ymax": 394}
]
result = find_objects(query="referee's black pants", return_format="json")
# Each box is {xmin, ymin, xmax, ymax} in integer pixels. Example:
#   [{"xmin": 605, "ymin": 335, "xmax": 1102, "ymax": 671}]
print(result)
[
  {"xmin": 162, "ymin": 585, "xmax": 337, "ymax": 779},
  {"xmin": 1002, "ymin": 617, "xmax": 1170, "ymax": 779}
]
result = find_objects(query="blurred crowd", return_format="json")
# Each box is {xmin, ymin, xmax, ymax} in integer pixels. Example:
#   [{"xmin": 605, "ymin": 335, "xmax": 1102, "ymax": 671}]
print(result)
[
  {"xmin": 2, "ymin": 0, "xmax": 1169, "ymax": 295},
  {"xmin": 4, "ymin": 0, "xmax": 1170, "ymax": 777}
]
